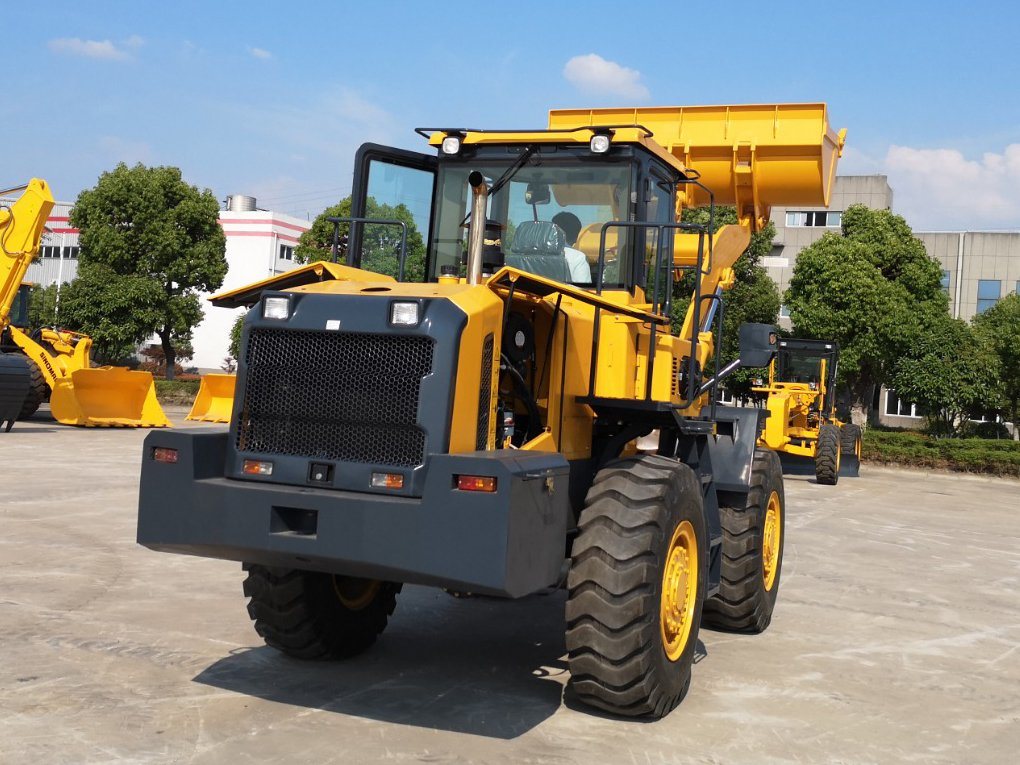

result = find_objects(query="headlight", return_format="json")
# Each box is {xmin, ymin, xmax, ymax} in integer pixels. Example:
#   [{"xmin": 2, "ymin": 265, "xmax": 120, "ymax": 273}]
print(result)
[
  {"xmin": 390, "ymin": 301, "xmax": 420, "ymax": 326},
  {"xmin": 263, "ymin": 296, "xmax": 290, "ymax": 320},
  {"xmin": 441, "ymin": 136, "xmax": 461, "ymax": 155},
  {"xmin": 590, "ymin": 134, "xmax": 611, "ymax": 154}
]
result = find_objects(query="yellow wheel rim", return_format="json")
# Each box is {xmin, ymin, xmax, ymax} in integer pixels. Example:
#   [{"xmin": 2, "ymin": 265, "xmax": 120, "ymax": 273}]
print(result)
[
  {"xmin": 762, "ymin": 491, "xmax": 782, "ymax": 592},
  {"xmin": 660, "ymin": 520, "xmax": 698, "ymax": 662},
  {"xmin": 855, "ymin": 435, "xmax": 862, "ymax": 460},
  {"xmin": 332, "ymin": 576, "xmax": 380, "ymax": 610}
]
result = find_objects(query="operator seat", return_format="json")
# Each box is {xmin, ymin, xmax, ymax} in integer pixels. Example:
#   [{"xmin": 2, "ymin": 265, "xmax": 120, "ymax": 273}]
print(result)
[{"xmin": 505, "ymin": 221, "xmax": 571, "ymax": 282}]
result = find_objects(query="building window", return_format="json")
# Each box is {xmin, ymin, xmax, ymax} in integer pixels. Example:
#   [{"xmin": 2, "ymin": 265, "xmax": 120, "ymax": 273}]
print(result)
[
  {"xmin": 40, "ymin": 245, "xmax": 61, "ymax": 258},
  {"xmin": 977, "ymin": 280, "xmax": 1000, "ymax": 314},
  {"xmin": 279, "ymin": 244, "xmax": 294, "ymax": 261},
  {"xmin": 885, "ymin": 389, "xmax": 925, "ymax": 418},
  {"xmin": 1015, "ymin": 280, "xmax": 1019, "ymax": 297},
  {"xmin": 63, "ymin": 246, "xmax": 80, "ymax": 259},
  {"xmin": 940, "ymin": 270, "xmax": 951, "ymax": 293},
  {"xmin": 779, "ymin": 304, "xmax": 791, "ymax": 318},
  {"xmin": 785, "ymin": 211, "xmax": 842, "ymax": 228}
]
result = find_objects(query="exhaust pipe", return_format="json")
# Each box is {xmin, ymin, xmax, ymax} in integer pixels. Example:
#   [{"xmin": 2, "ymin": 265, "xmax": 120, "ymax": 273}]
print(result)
[{"xmin": 467, "ymin": 171, "xmax": 488, "ymax": 285}]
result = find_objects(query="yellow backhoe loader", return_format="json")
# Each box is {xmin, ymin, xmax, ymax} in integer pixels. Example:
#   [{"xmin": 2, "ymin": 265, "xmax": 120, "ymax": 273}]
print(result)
[
  {"xmin": 0, "ymin": 179, "xmax": 170, "ymax": 427},
  {"xmin": 138, "ymin": 103, "xmax": 844, "ymax": 717},
  {"xmin": 754, "ymin": 337, "xmax": 861, "ymax": 484}
]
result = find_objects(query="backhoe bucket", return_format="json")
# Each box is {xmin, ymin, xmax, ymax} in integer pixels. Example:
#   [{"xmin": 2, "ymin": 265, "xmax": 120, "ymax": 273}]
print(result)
[
  {"xmin": 186, "ymin": 374, "xmax": 236, "ymax": 423},
  {"xmin": 50, "ymin": 367, "xmax": 170, "ymax": 428}
]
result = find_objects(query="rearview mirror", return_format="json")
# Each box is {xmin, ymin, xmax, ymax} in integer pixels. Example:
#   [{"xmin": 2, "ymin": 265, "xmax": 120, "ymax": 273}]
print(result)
[
  {"xmin": 738, "ymin": 323, "xmax": 778, "ymax": 368},
  {"xmin": 524, "ymin": 182, "xmax": 551, "ymax": 205}
]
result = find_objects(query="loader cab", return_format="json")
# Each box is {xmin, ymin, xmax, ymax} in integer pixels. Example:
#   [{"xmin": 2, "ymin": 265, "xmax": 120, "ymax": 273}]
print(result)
[
  {"xmin": 9, "ymin": 283, "xmax": 32, "ymax": 328},
  {"xmin": 347, "ymin": 132, "xmax": 684, "ymax": 302}
]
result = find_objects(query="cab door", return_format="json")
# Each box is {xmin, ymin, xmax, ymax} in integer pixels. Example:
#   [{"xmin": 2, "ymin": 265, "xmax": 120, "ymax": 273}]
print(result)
[{"xmin": 348, "ymin": 144, "xmax": 437, "ymax": 281}]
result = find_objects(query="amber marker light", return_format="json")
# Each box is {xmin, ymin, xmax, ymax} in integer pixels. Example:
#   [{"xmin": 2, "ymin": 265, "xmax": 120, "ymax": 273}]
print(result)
[
  {"xmin": 243, "ymin": 459, "xmax": 274, "ymax": 476},
  {"xmin": 371, "ymin": 472, "xmax": 405, "ymax": 489},
  {"xmin": 151, "ymin": 447, "xmax": 178, "ymax": 464},
  {"xmin": 456, "ymin": 475, "xmax": 497, "ymax": 493}
]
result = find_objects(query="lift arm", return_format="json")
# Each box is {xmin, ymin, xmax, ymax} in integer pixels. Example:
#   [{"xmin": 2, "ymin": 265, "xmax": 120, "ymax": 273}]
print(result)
[{"xmin": 0, "ymin": 179, "xmax": 55, "ymax": 333}]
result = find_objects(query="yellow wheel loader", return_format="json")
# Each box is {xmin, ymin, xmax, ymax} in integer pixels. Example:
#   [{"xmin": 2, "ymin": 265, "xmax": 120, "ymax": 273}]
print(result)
[
  {"xmin": 138, "ymin": 103, "xmax": 844, "ymax": 717},
  {"xmin": 753, "ymin": 338, "xmax": 862, "ymax": 484},
  {"xmin": 0, "ymin": 180, "xmax": 170, "ymax": 427},
  {"xmin": 186, "ymin": 373, "xmax": 236, "ymax": 423}
]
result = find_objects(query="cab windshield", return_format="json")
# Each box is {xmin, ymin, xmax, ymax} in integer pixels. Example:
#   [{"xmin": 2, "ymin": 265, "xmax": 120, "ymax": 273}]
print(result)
[{"xmin": 429, "ymin": 160, "xmax": 632, "ymax": 287}]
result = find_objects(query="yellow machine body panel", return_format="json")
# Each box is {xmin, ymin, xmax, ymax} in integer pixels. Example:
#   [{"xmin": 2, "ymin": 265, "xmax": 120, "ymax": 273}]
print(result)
[
  {"xmin": 187, "ymin": 374, "xmax": 237, "ymax": 423},
  {"xmin": 50, "ymin": 367, "xmax": 170, "ymax": 427}
]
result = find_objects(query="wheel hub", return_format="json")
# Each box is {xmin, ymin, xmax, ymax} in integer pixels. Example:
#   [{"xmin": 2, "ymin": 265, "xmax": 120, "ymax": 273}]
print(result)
[
  {"xmin": 332, "ymin": 576, "xmax": 380, "ymax": 610},
  {"xmin": 660, "ymin": 520, "xmax": 698, "ymax": 662},
  {"xmin": 762, "ymin": 491, "xmax": 782, "ymax": 591}
]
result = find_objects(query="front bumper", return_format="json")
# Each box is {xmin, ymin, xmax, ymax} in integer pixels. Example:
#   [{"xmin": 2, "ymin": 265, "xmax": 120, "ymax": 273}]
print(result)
[{"xmin": 137, "ymin": 429, "xmax": 571, "ymax": 598}]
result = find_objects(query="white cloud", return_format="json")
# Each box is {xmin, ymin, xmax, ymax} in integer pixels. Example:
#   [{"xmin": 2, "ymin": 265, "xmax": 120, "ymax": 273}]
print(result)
[
  {"xmin": 563, "ymin": 53, "xmax": 650, "ymax": 101},
  {"xmin": 882, "ymin": 143, "xmax": 1020, "ymax": 230},
  {"xmin": 249, "ymin": 47, "xmax": 272, "ymax": 60},
  {"xmin": 123, "ymin": 35, "xmax": 145, "ymax": 49},
  {"xmin": 48, "ymin": 37, "xmax": 132, "ymax": 61}
]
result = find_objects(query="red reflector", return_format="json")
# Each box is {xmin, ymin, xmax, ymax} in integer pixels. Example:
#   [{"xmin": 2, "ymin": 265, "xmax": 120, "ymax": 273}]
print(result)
[
  {"xmin": 243, "ymin": 459, "xmax": 274, "ymax": 476},
  {"xmin": 151, "ymin": 447, "xmax": 178, "ymax": 464},
  {"xmin": 456, "ymin": 475, "xmax": 497, "ymax": 493}
]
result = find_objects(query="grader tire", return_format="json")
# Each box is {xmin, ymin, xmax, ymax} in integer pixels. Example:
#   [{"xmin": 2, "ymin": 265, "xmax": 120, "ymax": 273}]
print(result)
[
  {"xmin": 702, "ymin": 449, "xmax": 785, "ymax": 633},
  {"xmin": 242, "ymin": 564, "xmax": 400, "ymax": 659},
  {"xmin": 566, "ymin": 455, "xmax": 707, "ymax": 718},
  {"xmin": 841, "ymin": 424, "xmax": 862, "ymax": 459},
  {"xmin": 17, "ymin": 358, "xmax": 47, "ymax": 420},
  {"xmin": 814, "ymin": 424, "xmax": 841, "ymax": 485}
]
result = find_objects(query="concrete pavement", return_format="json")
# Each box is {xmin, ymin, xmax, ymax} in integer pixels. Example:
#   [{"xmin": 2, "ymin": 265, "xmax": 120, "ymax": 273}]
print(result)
[{"xmin": 1, "ymin": 409, "xmax": 1018, "ymax": 763}]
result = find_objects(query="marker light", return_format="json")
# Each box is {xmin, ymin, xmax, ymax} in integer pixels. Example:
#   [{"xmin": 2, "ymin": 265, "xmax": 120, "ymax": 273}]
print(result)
[
  {"xmin": 441, "ymin": 136, "xmax": 462, "ymax": 155},
  {"xmin": 243, "ymin": 459, "xmax": 274, "ymax": 476},
  {"xmin": 589, "ymin": 134, "xmax": 611, "ymax": 154},
  {"xmin": 390, "ymin": 301, "xmax": 420, "ymax": 326},
  {"xmin": 371, "ymin": 472, "xmax": 405, "ymax": 489},
  {"xmin": 151, "ymin": 447, "xmax": 178, "ymax": 464},
  {"xmin": 263, "ymin": 296, "xmax": 290, "ymax": 320},
  {"xmin": 456, "ymin": 475, "xmax": 497, "ymax": 493}
]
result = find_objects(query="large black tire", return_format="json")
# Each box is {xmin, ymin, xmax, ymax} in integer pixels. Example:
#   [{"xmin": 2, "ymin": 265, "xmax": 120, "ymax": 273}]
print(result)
[
  {"xmin": 840, "ymin": 424, "xmax": 862, "ymax": 459},
  {"xmin": 565, "ymin": 455, "xmax": 707, "ymax": 718},
  {"xmin": 17, "ymin": 357, "xmax": 47, "ymax": 420},
  {"xmin": 702, "ymin": 449, "xmax": 785, "ymax": 633},
  {"xmin": 242, "ymin": 564, "xmax": 400, "ymax": 659},
  {"xmin": 814, "ymin": 424, "xmax": 841, "ymax": 485}
]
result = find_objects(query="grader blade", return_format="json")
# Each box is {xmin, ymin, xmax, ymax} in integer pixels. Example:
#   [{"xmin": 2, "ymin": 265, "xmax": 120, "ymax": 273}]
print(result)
[
  {"xmin": 186, "ymin": 374, "xmax": 236, "ymax": 423},
  {"xmin": 50, "ymin": 367, "xmax": 170, "ymax": 428}
]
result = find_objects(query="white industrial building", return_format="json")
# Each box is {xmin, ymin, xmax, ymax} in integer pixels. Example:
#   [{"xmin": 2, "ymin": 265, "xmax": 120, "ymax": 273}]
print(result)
[{"xmin": 23, "ymin": 195, "xmax": 309, "ymax": 371}]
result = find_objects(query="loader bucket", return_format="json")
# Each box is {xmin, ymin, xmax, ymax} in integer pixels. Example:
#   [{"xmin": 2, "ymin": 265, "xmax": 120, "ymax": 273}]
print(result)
[
  {"xmin": 50, "ymin": 367, "xmax": 171, "ymax": 428},
  {"xmin": 186, "ymin": 374, "xmax": 236, "ymax": 423}
]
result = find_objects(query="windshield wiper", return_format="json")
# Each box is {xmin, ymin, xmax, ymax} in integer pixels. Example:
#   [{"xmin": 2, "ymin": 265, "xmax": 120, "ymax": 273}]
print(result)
[{"xmin": 459, "ymin": 144, "xmax": 539, "ymax": 227}]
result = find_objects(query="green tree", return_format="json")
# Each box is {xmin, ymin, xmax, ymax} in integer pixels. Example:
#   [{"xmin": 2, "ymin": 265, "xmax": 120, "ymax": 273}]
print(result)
[
  {"xmin": 64, "ymin": 163, "xmax": 227, "ymax": 377},
  {"xmin": 973, "ymin": 292, "xmax": 1020, "ymax": 439},
  {"xmin": 670, "ymin": 207, "xmax": 780, "ymax": 399},
  {"xmin": 229, "ymin": 311, "xmax": 245, "ymax": 360},
  {"xmin": 785, "ymin": 204, "xmax": 947, "ymax": 424},
  {"xmin": 891, "ymin": 314, "xmax": 1000, "ymax": 437},
  {"xmin": 296, "ymin": 196, "xmax": 426, "ymax": 281},
  {"xmin": 27, "ymin": 283, "xmax": 62, "ymax": 328}
]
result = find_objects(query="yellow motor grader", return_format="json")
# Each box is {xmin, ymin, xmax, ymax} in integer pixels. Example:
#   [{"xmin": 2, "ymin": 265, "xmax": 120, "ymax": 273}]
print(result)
[
  {"xmin": 0, "ymin": 180, "xmax": 169, "ymax": 427},
  {"xmin": 753, "ymin": 337, "xmax": 862, "ymax": 485},
  {"xmin": 138, "ymin": 103, "xmax": 844, "ymax": 717}
]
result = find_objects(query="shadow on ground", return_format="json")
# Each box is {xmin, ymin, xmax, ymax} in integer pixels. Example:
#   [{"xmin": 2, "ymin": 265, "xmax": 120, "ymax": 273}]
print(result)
[{"xmin": 194, "ymin": 585, "xmax": 570, "ymax": 739}]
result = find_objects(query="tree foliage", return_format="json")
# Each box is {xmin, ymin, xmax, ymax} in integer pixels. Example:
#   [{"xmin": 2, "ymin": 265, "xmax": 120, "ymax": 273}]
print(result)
[
  {"xmin": 62, "ymin": 163, "xmax": 227, "ymax": 376},
  {"xmin": 296, "ymin": 196, "xmax": 426, "ymax": 281},
  {"xmin": 27, "ymin": 283, "xmax": 62, "ymax": 328},
  {"xmin": 973, "ymin": 292, "xmax": 1020, "ymax": 438},
  {"xmin": 785, "ymin": 204, "xmax": 947, "ymax": 423},
  {"xmin": 891, "ymin": 313, "xmax": 1001, "ymax": 437}
]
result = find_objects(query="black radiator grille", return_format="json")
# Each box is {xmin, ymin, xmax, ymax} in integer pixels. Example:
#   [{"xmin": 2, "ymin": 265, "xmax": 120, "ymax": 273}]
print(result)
[
  {"xmin": 476, "ymin": 333, "xmax": 494, "ymax": 449},
  {"xmin": 236, "ymin": 328, "xmax": 434, "ymax": 467}
]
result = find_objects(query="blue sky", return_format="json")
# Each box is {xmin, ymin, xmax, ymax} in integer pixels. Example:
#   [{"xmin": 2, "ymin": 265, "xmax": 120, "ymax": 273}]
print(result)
[{"xmin": 5, "ymin": 0, "xmax": 1019, "ymax": 229}]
